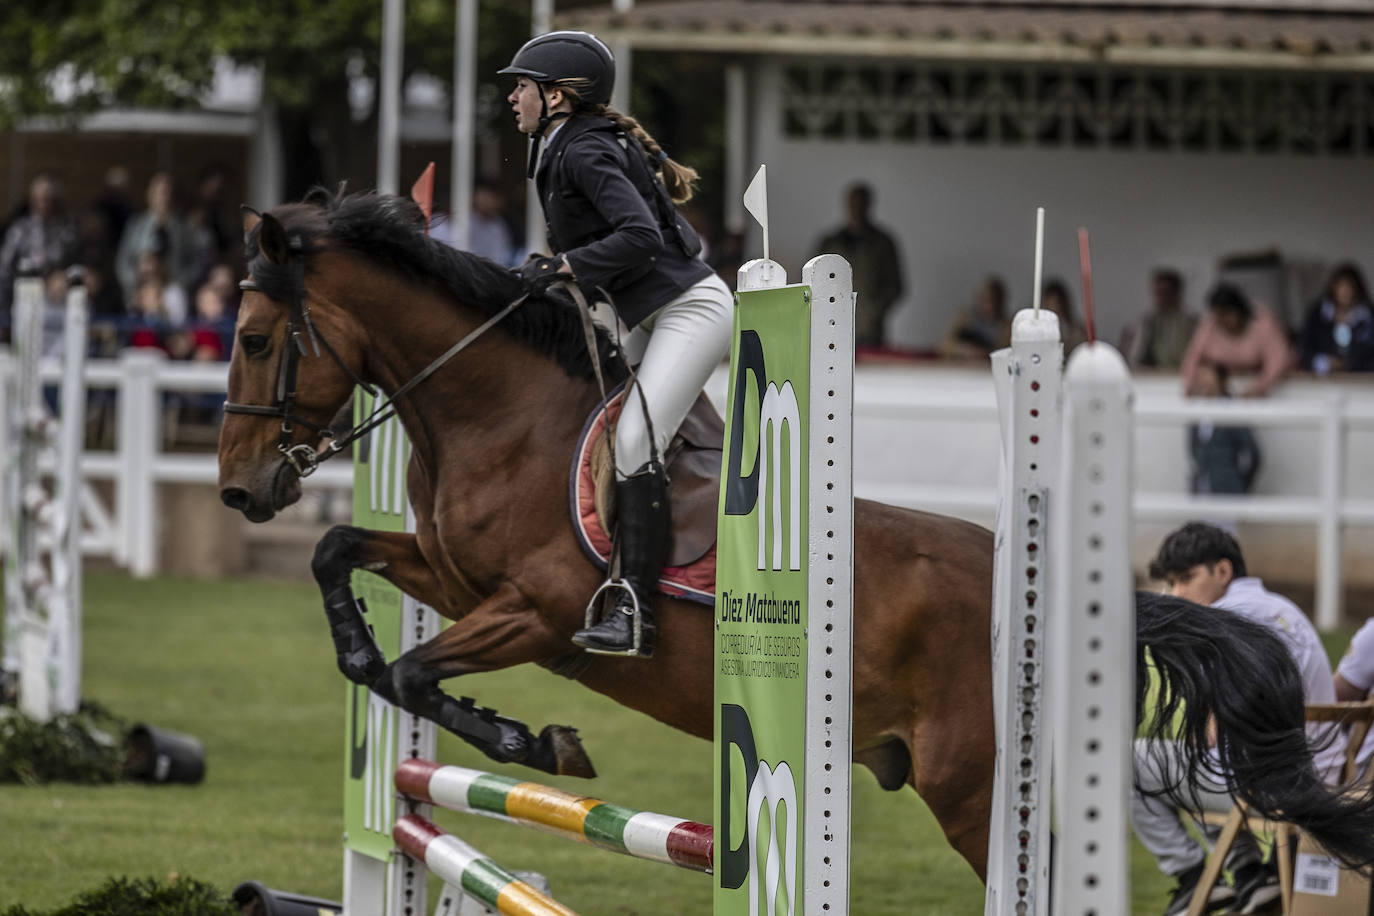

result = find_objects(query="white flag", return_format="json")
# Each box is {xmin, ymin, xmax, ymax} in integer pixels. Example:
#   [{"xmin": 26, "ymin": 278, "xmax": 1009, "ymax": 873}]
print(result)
[{"xmin": 742, "ymin": 164, "xmax": 769, "ymax": 261}]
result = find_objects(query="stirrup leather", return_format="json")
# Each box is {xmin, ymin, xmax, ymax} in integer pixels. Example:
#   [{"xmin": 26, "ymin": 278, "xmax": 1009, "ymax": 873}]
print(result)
[{"xmin": 581, "ymin": 578, "xmax": 649, "ymax": 657}]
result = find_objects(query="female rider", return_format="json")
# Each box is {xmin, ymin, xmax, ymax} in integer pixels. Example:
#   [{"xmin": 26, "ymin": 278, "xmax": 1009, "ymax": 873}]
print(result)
[{"xmin": 501, "ymin": 31, "xmax": 733, "ymax": 657}]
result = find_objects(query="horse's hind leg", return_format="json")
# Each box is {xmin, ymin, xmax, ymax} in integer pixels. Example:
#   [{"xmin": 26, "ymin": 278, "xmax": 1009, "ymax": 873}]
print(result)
[
  {"xmin": 311, "ymin": 524, "xmax": 446, "ymax": 686},
  {"xmin": 905, "ymin": 715, "xmax": 994, "ymax": 880}
]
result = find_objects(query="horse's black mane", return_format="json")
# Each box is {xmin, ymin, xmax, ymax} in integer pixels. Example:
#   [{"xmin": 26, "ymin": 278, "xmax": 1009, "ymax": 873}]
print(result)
[{"xmin": 246, "ymin": 188, "xmax": 626, "ymax": 383}]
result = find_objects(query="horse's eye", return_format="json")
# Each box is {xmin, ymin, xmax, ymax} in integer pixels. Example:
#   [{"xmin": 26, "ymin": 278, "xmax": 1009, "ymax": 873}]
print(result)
[{"xmin": 240, "ymin": 333, "xmax": 270, "ymax": 357}]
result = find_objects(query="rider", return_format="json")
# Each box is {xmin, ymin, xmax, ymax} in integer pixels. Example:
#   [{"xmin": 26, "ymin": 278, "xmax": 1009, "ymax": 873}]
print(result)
[{"xmin": 501, "ymin": 31, "xmax": 733, "ymax": 657}]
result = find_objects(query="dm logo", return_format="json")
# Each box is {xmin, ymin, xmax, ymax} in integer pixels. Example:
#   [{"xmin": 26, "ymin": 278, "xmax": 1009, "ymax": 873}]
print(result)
[
  {"xmin": 720, "ymin": 704, "xmax": 799, "ymax": 916},
  {"xmin": 724, "ymin": 329, "xmax": 802, "ymax": 572}
]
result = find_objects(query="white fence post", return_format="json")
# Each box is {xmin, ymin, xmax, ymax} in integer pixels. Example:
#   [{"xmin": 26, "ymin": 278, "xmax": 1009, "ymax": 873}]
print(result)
[
  {"xmin": 1316, "ymin": 391, "xmax": 1346, "ymax": 631},
  {"xmin": 117, "ymin": 349, "xmax": 164, "ymax": 578}
]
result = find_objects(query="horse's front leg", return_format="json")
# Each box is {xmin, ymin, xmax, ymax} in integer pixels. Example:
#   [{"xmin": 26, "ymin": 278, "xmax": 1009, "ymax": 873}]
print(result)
[
  {"xmin": 311, "ymin": 524, "xmax": 447, "ymax": 687},
  {"xmin": 377, "ymin": 581, "xmax": 596, "ymax": 779}
]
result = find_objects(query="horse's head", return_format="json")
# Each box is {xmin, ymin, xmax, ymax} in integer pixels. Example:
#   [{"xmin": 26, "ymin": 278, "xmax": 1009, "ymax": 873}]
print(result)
[{"xmin": 218, "ymin": 208, "xmax": 365, "ymax": 522}]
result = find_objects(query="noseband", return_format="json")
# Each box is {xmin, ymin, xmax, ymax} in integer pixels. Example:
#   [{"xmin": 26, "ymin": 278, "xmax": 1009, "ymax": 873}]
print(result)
[{"xmin": 224, "ymin": 238, "xmax": 528, "ymax": 479}]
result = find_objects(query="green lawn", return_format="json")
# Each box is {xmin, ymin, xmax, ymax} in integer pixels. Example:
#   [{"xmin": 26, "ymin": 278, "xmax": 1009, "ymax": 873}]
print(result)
[{"xmin": 0, "ymin": 571, "xmax": 1354, "ymax": 913}]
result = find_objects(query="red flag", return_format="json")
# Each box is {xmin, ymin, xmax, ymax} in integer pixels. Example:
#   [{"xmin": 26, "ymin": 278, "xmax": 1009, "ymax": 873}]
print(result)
[{"xmin": 411, "ymin": 162, "xmax": 435, "ymax": 234}]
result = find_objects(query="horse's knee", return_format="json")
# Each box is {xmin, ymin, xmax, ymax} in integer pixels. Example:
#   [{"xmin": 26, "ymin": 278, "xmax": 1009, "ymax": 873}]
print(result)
[
  {"xmin": 387, "ymin": 654, "xmax": 437, "ymax": 714},
  {"xmin": 312, "ymin": 525, "xmax": 365, "ymax": 584}
]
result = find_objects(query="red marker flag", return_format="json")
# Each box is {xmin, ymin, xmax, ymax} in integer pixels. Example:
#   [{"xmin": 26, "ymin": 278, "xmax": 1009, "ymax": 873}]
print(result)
[{"xmin": 411, "ymin": 162, "xmax": 436, "ymax": 235}]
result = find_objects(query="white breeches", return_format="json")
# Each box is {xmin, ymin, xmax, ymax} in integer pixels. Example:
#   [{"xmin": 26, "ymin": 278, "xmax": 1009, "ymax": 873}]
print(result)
[{"xmin": 615, "ymin": 273, "xmax": 734, "ymax": 476}]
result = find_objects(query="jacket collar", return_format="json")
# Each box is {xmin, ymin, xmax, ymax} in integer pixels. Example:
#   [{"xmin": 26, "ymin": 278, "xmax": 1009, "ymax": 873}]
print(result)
[{"xmin": 535, "ymin": 114, "xmax": 618, "ymax": 182}]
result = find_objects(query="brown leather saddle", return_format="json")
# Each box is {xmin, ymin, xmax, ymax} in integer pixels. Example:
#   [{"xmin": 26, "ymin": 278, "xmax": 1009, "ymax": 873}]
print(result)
[{"xmin": 587, "ymin": 391, "xmax": 723, "ymax": 568}]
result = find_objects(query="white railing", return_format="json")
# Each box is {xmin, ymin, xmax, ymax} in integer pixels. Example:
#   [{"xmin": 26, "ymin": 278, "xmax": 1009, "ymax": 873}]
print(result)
[
  {"xmin": 1, "ymin": 353, "xmax": 1370, "ymax": 628},
  {"xmin": 0, "ymin": 349, "xmax": 351, "ymax": 578}
]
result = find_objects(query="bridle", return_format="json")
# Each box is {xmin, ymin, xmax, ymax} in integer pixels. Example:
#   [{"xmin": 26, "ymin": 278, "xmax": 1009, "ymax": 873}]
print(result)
[{"xmin": 223, "ymin": 238, "xmax": 528, "ymax": 479}]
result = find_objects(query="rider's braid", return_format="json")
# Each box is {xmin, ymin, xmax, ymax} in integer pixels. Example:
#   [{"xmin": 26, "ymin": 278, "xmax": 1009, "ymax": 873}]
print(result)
[
  {"xmin": 553, "ymin": 81, "xmax": 698, "ymax": 204},
  {"xmin": 593, "ymin": 104, "xmax": 698, "ymax": 204}
]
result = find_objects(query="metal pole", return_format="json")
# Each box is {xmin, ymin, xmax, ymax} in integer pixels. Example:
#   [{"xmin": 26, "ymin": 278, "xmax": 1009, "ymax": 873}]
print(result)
[
  {"xmin": 610, "ymin": 0, "xmax": 633, "ymax": 115},
  {"xmin": 450, "ymin": 0, "xmax": 477, "ymax": 251},
  {"xmin": 524, "ymin": 0, "xmax": 553, "ymax": 257},
  {"xmin": 378, "ymin": 0, "xmax": 406, "ymax": 195},
  {"xmin": 1316, "ymin": 392, "xmax": 1345, "ymax": 630},
  {"xmin": 724, "ymin": 63, "xmax": 748, "ymax": 234}
]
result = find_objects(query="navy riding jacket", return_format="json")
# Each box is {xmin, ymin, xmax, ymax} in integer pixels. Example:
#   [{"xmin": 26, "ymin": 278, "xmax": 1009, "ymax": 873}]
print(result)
[{"xmin": 535, "ymin": 114, "xmax": 710, "ymax": 328}]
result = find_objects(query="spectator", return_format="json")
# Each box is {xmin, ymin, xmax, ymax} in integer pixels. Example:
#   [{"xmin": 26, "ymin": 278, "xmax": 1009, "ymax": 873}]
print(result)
[
  {"xmin": 1334, "ymin": 618, "xmax": 1374, "ymax": 777},
  {"xmin": 1127, "ymin": 268, "xmax": 1198, "ymax": 370},
  {"xmin": 40, "ymin": 266, "xmax": 71, "ymax": 358},
  {"xmin": 0, "ymin": 174, "xmax": 80, "ymax": 312},
  {"xmin": 1298, "ymin": 262, "xmax": 1374, "ymax": 375},
  {"xmin": 130, "ymin": 250, "xmax": 188, "ymax": 326},
  {"xmin": 116, "ymin": 172, "xmax": 198, "ymax": 307},
  {"xmin": 1135, "ymin": 522, "xmax": 1341, "ymax": 915},
  {"xmin": 187, "ymin": 163, "xmax": 233, "ymax": 285},
  {"xmin": 1181, "ymin": 283, "xmax": 1290, "ymax": 397},
  {"xmin": 939, "ymin": 275, "xmax": 1009, "ymax": 359},
  {"xmin": 815, "ymin": 182, "xmax": 904, "ymax": 348},
  {"xmin": 90, "ymin": 166, "xmax": 134, "ymax": 254},
  {"xmin": 1188, "ymin": 362, "xmax": 1260, "ymax": 496},
  {"xmin": 435, "ymin": 179, "xmax": 520, "ymax": 267},
  {"xmin": 81, "ymin": 261, "xmax": 125, "ymax": 319},
  {"xmin": 1040, "ymin": 278, "xmax": 1086, "ymax": 351}
]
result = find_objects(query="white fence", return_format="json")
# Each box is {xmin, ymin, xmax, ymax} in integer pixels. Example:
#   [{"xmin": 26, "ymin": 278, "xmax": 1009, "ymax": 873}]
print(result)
[
  {"xmin": 0, "ymin": 349, "xmax": 351, "ymax": 578},
  {"xmin": 0, "ymin": 352, "xmax": 1370, "ymax": 628}
]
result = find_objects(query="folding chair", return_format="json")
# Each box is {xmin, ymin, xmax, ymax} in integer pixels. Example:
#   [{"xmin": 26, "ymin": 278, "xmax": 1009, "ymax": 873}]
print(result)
[{"xmin": 1186, "ymin": 700, "xmax": 1374, "ymax": 916}]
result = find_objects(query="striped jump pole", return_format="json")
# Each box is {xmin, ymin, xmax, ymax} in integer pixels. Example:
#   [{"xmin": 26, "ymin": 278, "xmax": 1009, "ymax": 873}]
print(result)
[
  {"xmin": 395, "ymin": 758, "xmax": 714, "ymax": 874},
  {"xmin": 394, "ymin": 814, "xmax": 577, "ymax": 916}
]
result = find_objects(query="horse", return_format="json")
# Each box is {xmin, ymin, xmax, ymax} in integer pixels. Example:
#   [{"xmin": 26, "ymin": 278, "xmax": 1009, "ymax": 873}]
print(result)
[{"xmin": 217, "ymin": 189, "xmax": 1374, "ymax": 880}]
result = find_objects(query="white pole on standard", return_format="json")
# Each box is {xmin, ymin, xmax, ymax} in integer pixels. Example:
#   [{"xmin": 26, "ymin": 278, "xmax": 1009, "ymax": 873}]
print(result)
[
  {"xmin": 524, "ymin": 0, "xmax": 553, "ymax": 258},
  {"xmin": 378, "ymin": 0, "xmax": 405, "ymax": 195},
  {"xmin": 450, "ymin": 0, "xmax": 477, "ymax": 251},
  {"xmin": 985, "ymin": 212, "xmax": 1062, "ymax": 916},
  {"xmin": 610, "ymin": 0, "xmax": 633, "ymax": 115},
  {"xmin": 1050, "ymin": 228, "xmax": 1134, "ymax": 912},
  {"xmin": 52, "ymin": 279, "xmax": 88, "ymax": 715}
]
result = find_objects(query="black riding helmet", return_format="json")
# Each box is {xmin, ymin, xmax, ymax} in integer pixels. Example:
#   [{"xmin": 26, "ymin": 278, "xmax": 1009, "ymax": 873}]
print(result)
[{"xmin": 499, "ymin": 30, "xmax": 616, "ymax": 107}]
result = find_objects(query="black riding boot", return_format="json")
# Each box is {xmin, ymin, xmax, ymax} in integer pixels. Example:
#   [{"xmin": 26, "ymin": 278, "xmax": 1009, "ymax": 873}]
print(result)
[{"xmin": 572, "ymin": 462, "xmax": 670, "ymax": 657}]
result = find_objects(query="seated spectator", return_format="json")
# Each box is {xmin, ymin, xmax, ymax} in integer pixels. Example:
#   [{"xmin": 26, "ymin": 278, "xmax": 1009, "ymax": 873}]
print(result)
[
  {"xmin": 168, "ymin": 263, "xmax": 237, "ymax": 362},
  {"xmin": 1127, "ymin": 268, "xmax": 1197, "ymax": 370},
  {"xmin": 131, "ymin": 250, "xmax": 188, "ymax": 325},
  {"xmin": 0, "ymin": 174, "xmax": 80, "ymax": 313},
  {"xmin": 116, "ymin": 172, "xmax": 198, "ymax": 307},
  {"xmin": 40, "ymin": 266, "xmax": 71, "ymax": 358},
  {"xmin": 939, "ymin": 276, "xmax": 1009, "ymax": 359},
  {"xmin": 1040, "ymin": 278, "xmax": 1086, "ymax": 351},
  {"xmin": 80, "ymin": 261, "xmax": 125, "ymax": 318},
  {"xmin": 1298, "ymin": 262, "xmax": 1374, "ymax": 375},
  {"xmin": 1135, "ymin": 522, "xmax": 1342, "ymax": 915},
  {"xmin": 1181, "ymin": 283, "xmax": 1290, "ymax": 397},
  {"xmin": 1188, "ymin": 362, "xmax": 1260, "ymax": 495},
  {"xmin": 1335, "ymin": 618, "xmax": 1374, "ymax": 777}
]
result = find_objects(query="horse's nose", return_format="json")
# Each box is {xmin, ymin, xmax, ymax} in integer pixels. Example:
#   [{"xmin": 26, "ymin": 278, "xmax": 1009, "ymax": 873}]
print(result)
[{"xmin": 220, "ymin": 486, "xmax": 251, "ymax": 512}]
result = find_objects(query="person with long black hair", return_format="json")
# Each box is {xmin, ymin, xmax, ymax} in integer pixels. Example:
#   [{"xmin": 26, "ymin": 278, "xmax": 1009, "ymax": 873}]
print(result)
[
  {"xmin": 1135, "ymin": 522, "xmax": 1342, "ymax": 915},
  {"xmin": 501, "ymin": 31, "xmax": 732, "ymax": 657}
]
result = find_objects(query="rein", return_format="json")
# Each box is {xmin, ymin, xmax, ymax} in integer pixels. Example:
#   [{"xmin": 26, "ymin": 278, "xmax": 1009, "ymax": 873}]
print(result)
[{"xmin": 224, "ymin": 249, "xmax": 528, "ymax": 479}]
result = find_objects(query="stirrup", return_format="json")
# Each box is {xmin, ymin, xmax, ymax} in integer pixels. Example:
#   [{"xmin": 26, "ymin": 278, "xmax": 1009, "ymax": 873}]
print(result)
[{"xmin": 579, "ymin": 578, "xmax": 649, "ymax": 657}]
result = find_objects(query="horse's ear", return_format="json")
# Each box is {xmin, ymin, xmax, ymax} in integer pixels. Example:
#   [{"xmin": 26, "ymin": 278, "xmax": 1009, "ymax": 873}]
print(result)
[
  {"xmin": 241, "ymin": 205, "xmax": 261, "ymax": 242},
  {"xmin": 257, "ymin": 212, "xmax": 290, "ymax": 265}
]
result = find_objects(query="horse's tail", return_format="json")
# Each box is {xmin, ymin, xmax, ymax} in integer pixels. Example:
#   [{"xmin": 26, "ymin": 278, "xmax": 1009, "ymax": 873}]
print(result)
[{"xmin": 1136, "ymin": 589, "xmax": 1374, "ymax": 871}]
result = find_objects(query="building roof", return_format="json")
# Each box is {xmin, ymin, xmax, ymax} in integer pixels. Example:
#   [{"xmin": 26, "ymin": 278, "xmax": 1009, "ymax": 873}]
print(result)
[{"xmin": 562, "ymin": 1, "xmax": 1374, "ymax": 71}]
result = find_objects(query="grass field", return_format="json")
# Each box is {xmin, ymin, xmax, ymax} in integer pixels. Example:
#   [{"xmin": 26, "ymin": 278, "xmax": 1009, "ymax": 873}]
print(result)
[{"xmin": 0, "ymin": 571, "xmax": 1356, "ymax": 913}]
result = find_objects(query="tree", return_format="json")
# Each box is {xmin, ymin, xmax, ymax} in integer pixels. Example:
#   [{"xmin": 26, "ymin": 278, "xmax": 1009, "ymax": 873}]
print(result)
[{"xmin": 0, "ymin": 0, "xmax": 531, "ymax": 198}]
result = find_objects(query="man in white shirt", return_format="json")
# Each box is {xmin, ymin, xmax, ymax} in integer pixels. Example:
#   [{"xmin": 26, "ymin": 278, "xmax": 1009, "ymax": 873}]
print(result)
[
  {"xmin": 1134, "ymin": 522, "xmax": 1340, "ymax": 916},
  {"xmin": 1335, "ymin": 618, "xmax": 1374, "ymax": 773}
]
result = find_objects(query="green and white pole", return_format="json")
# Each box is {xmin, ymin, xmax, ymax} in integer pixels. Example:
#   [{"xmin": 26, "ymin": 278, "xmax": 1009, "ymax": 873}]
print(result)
[
  {"xmin": 716, "ymin": 165, "xmax": 854, "ymax": 916},
  {"xmin": 341, "ymin": 397, "xmax": 439, "ymax": 915}
]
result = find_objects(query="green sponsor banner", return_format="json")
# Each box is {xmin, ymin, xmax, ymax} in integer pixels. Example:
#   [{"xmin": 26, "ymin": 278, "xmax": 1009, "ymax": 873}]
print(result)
[
  {"xmin": 715, "ymin": 285, "xmax": 810, "ymax": 916},
  {"xmin": 343, "ymin": 393, "xmax": 410, "ymax": 861}
]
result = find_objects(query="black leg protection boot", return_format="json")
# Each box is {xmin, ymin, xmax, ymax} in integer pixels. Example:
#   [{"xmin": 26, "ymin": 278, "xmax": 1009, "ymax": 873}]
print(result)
[{"xmin": 572, "ymin": 462, "xmax": 671, "ymax": 657}]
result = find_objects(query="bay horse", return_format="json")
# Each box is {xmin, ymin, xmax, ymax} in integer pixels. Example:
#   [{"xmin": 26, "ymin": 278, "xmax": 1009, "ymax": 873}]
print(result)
[{"xmin": 218, "ymin": 190, "xmax": 1374, "ymax": 880}]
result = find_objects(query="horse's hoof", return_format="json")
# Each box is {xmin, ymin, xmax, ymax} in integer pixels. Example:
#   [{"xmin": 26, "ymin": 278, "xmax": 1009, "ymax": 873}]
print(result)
[{"xmin": 532, "ymin": 725, "xmax": 597, "ymax": 779}]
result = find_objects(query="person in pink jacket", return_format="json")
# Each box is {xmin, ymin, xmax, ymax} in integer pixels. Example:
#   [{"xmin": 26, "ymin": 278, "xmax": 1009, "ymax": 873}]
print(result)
[{"xmin": 1181, "ymin": 283, "xmax": 1292, "ymax": 397}]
